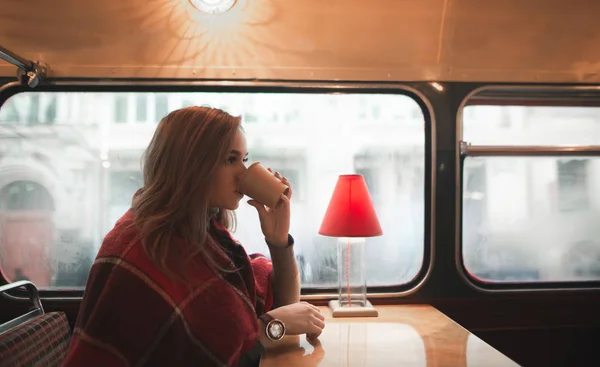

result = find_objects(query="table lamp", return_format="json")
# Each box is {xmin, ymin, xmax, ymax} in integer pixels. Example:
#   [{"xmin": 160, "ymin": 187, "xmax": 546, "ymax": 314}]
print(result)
[{"xmin": 318, "ymin": 174, "xmax": 383, "ymax": 317}]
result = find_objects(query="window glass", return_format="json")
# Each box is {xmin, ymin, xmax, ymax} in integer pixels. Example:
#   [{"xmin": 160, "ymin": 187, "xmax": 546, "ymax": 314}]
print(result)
[
  {"xmin": 114, "ymin": 95, "xmax": 127, "ymax": 123},
  {"xmin": 136, "ymin": 95, "xmax": 148, "ymax": 122},
  {"xmin": 155, "ymin": 94, "xmax": 169, "ymax": 122},
  {"xmin": 0, "ymin": 98, "xmax": 19, "ymax": 123},
  {"xmin": 463, "ymin": 104, "xmax": 600, "ymax": 282},
  {"xmin": 0, "ymin": 91, "xmax": 426, "ymax": 289},
  {"xmin": 463, "ymin": 105, "xmax": 600, "ymax": 146}
]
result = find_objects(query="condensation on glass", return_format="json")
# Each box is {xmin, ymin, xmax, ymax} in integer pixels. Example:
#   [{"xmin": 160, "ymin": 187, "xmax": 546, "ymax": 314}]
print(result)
[
  {"xmin": 462, "ymin": 104, "xmax": 600, "ymax": 283},
  {"xmin": 0, "ymin": 91, "xmax": 426, "ymax": 289}
]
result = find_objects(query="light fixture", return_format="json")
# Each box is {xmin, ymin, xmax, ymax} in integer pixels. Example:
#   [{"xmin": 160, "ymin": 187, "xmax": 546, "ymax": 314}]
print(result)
[
  {"xmin": 319, "ymin": 174, "xmax": 383, "ymax": 317},
  {"xmin": 430, "ymin": 82, "xmax": 444, "ymax": 91},
  {"xmin": 190, "ymin": 0, "xmax": 237, "ymax": 14}
]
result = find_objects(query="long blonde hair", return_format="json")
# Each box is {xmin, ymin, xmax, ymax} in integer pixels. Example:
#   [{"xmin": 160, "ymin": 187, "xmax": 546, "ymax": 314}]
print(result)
[{"xmin": 131, "ymin": 106, "xmax": 240, "ymax": 281}]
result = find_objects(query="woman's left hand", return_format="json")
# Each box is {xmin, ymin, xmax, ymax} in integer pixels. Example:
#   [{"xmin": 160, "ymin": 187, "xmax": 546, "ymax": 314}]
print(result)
[{"xmin": 247, "ymin": 170, "xmax": 292, "ymax": 247}]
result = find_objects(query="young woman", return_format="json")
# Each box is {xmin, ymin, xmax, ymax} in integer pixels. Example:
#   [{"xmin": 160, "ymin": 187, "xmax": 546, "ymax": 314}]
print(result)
[{"xmin": 63, "ymin": 106, "xmax": 325, "ymax": 367}]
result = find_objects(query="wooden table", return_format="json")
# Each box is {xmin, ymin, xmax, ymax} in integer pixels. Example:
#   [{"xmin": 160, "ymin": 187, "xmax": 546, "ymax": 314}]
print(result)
[{"xmin": 260, "ymin": 305, "xmax": 519, "ymax": 367}]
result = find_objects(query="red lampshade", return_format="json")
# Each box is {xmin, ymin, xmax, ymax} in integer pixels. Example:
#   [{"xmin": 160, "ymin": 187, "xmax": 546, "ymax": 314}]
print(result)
[{"xmin": 319, "ymin": 174, "xmax": 383, "ymax": 238}]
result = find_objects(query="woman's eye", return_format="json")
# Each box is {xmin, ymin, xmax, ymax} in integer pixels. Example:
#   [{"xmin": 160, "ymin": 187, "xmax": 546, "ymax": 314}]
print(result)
[
  {"xmin": 227, "ymin": 156, "xmax": 236, "ymax": 164},
  {"xmin": 242, "ymin": 157, "xmax": 249, "ymax": 163}
]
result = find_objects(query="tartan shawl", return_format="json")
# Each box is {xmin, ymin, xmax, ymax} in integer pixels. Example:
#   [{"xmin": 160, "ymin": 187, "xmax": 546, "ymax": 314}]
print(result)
[{"xmin": 62, "ymin": 209, "xmax": 274, "ymax": 367}]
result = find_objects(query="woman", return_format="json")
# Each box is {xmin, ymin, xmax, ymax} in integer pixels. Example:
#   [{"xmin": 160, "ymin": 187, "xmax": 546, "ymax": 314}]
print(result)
[{"xmin": 63, "ymin": 106, "xmax": 325, "ymax": 367}]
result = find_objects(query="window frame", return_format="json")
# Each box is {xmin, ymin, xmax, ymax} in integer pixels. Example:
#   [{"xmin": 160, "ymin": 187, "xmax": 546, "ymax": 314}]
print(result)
[
  {"xmin": 457, "ymin": 85, "xmax": 600, "ymax": 292},
  {"xmin": 0, "ymin": 79, "xmax": 435, "ymax": 301}
]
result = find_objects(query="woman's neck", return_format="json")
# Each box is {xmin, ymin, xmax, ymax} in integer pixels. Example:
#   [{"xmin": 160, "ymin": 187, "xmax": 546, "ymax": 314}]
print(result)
[{"xmin": 206, "ymin": 208, "xmax": 219, "ymax": 229}]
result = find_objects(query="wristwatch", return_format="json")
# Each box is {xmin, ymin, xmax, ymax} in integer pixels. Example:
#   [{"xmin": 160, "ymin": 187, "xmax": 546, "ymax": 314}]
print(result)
[
  {"xmin": 265, "ymin": 234, "xmax": 295, "ymax": 248},
  {"xmin": 259, "ymin": 313, "xmax": 286, "ymax": 341}
]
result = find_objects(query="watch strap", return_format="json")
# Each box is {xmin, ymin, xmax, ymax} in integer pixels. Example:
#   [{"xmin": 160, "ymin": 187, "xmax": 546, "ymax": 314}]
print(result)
[
  {"xmin": 265, "ymin": 234, "xmax": 294, "ymax": 248},
  {"xmin": 259, "ymin": 313, "xmax": 274, "ymax": 325}
]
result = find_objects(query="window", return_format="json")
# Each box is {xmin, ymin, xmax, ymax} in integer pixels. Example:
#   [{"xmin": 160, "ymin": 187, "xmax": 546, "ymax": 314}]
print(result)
[
  {"xmin": 181, "ymin": 99, "xmax": 195, "ymax": 108},
  {"xmin": 114, "ymin": 95, "xmax": 127, "ymax": 123},
  {"xmin": 355, "ymin": 167, "xmax": 378, "ymax": 197},
  {"xmin": 0, "ymin": 181, "xmax": 55, "ymax": 286},
  {"xmin": 0, "ymin": 95, "xmax": 58, "ymax": 125},
  {"xmin": 557, "ymin": 159, "xmax": 589, "ymax": 211},
  {"xmin": 244, "ymin": 112, "xmax": 258, "ymax": 123},
  {"xmin": 0, "ymin": 181, "xmax": 54, "ymax": 211},
  {"xmin": 110, "ymin": 171, "xmax": 143, "ymax": 206},
  {"xmin": 155, "ymin": 94, "xmax": 169, "ymax": 122},
  {"xmin": 0, "ymin": 98, "xmax": 20, "ymax": 123},
  {"xmin": 0, "ymin": 91, "xmax": 426, "ymax": 290},
  {"xmin": 44, "ymin": 95, "xmax": 57, "ymax": 124},
  {"xmin": 462, "ymin": 94, "xmax": 600, "ymax": 283},
  {"xmin": 109, "ymin": 171, "xmax": 143, "ymax": 229},
  {"xmin": 136, "ymin": 95, "xmax": 148, "ymax": 122},
  {"xmin": 113, "ymin": 94, "xmax": 158, "ymax": 124},
  {"xmin": 29, "ymin": 95, "xmax": 40, "ymax": 124}
]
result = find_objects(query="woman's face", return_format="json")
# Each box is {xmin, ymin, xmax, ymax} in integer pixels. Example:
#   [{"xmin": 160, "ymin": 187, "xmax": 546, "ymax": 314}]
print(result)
[{"xmin": 208, "ymin": 129, "xmax": 248, "ymax": 210}]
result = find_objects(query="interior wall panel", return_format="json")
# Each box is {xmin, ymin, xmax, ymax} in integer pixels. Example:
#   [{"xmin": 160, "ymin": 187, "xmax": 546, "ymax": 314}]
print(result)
[{"xmin": 1, "ymin": 0, "xmax": 599, "ymax": 82}]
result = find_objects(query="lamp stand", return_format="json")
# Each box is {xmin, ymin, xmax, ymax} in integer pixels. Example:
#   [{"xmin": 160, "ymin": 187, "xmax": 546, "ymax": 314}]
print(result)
[
  {"xmin": 330, "ymin": 237, "xmax": 378, "ymax": 318},
  {"xmin": 328, "ymin": 299, "xmax": 378, "ymax": 317}
]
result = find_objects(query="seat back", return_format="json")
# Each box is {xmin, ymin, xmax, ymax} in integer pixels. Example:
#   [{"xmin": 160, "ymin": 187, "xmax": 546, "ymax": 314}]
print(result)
[{"xmin": 0, "ymin": 281, "xmax": 71, "ymax": 367}]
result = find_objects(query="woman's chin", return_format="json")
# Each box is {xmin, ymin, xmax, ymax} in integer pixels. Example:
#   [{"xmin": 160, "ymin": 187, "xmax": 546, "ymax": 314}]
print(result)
[
  {"xmin": 226, "ymin": 200, "xmax": 241, "ymax": 211},
  {"xmin": 216, "ymin": 196, "xmax": 242, "ymax": 211}
]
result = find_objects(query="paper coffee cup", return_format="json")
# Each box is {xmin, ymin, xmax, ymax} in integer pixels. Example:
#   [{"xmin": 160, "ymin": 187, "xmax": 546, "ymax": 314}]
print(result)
[{"xmin": 239, "ymin": 162, "xmax": 290, "ymax": 208}]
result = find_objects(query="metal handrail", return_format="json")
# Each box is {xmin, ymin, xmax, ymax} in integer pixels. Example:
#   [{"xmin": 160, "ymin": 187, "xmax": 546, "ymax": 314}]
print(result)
[
  {"xmin": 460, "ymin": 141, "xmax": 600, "ymax": 157},
  {"xmin": 0, "ymin": 280, "xmax": 44, "ymax": 312},
  {"xmin": 0, "ymin": 281, "xmax": 45, "ymax": 334},
  {"xmin": 0, "ymin": 45, "xmax": 47, "ymax": 88},
  {"xmin": 0, "ymin": 45, "xmax": 33, "ymax": 72}
]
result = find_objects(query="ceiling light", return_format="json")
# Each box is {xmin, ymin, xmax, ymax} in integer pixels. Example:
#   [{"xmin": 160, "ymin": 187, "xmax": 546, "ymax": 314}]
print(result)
[{"xmin": 190, "ymin": 0, "xmax": 237, "ymax": 14}]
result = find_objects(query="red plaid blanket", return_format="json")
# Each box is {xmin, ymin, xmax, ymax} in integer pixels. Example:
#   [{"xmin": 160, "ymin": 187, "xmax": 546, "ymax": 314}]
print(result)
[{"xmin": 63, "ymin": 210, "xmax": 273, "ymax": 366}]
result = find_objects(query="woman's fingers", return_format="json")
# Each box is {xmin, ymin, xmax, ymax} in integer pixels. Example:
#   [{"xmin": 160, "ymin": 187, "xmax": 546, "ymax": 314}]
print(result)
[
  {"xmin": 306, "ymin": 334, "xmax": 321, "ymax": 345},
  {"xmin": 314, "ymin": 311, "xmax": 325, "ymax": 322},
  {"xmin": 276, "ymin": 193, "xmax": 290, "ymax": 209},
  {"xmin": 308, "ymin": 322, "xmax": 324, "ymax": 337},
  {"xmin": 311, "ymin": 315, "xmax": 325, "ymax": 329},
  {"xmin": 281, "ymin": 176, "xmax": 293, "ymax": 199},
  {"xmin": 307, "ymin": 304, "xmax": 324, "ymax": 319},
  {"xmin": 305, "ymin": 303, "xmax": 325, "ymax": 336},
  {"xmin": 269, "ymin": 169, "xmax": 293, "ymax": 199},
  {"xmin": 247, "ymin": 199, "xmax": 267, "ymax": 218},
  {"xmin": 302, "ymin": 301, "xmax": 320, "ymax": 312}
]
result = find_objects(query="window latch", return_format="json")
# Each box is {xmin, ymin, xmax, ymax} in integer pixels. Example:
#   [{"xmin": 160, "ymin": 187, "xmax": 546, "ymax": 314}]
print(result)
[{"xmin": 459, "ymin": 141, "xmax": 471, "ymax": 156}]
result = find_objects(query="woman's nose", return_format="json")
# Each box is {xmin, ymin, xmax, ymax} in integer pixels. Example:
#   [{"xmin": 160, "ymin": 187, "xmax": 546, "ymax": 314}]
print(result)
[{"xmin": 237, "ymin": 164, "xmax": 247, "ymax": 179}]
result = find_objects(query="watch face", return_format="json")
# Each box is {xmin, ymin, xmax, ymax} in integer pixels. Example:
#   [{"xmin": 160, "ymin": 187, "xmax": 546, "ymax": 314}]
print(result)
[{"xmin": 268, "ymin": 320, "xmax": 285, "ymax": 340}]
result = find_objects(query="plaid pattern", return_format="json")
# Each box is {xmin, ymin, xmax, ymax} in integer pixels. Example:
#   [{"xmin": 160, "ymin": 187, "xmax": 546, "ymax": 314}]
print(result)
[
  {"xmin": 0, "ymin": 312, "xmax": 71, "ymax": 367},
  {"xmin": 63, "ymin": 210, "xmax": 274, "ymax": 367}
]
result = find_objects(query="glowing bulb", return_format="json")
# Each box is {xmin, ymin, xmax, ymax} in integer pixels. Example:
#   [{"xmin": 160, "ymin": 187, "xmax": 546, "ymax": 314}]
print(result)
[
  {"xmin": 190, "ymin": 0, "xmax": 236, "ymax": 13},
  {"xmin": 430, "ymin": 82, "xmax": 444, "ymax": 92}
]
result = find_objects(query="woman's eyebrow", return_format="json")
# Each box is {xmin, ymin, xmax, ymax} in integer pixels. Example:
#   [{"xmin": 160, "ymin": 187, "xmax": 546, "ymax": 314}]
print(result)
[{"xmin": 229, "ymin": 150, "xmax": 249, "ymax": 157}]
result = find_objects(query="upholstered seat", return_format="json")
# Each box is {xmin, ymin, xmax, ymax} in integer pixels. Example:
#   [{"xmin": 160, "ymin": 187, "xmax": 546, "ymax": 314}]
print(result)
[{"xmin": 0, "ymin": 281, "xmax": 71, "ymax": 367}]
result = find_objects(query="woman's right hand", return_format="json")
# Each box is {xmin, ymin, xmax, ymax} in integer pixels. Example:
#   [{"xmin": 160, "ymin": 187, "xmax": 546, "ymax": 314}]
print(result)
[{"xmin": 268, "ymin": 301, "xmax": 325, "ymax": 339}]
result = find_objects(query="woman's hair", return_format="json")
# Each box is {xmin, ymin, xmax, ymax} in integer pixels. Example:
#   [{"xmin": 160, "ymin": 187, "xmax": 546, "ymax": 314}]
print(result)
[{"xmin": 131, "ymin": 106, "xmax": 241, "ymax": 282}]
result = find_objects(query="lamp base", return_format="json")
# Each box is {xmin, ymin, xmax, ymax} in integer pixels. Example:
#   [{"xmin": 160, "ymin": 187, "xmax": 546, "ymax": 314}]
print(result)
[{"xmin": 328, "ymin": 299, "xmax": 378, "ymax": 318}]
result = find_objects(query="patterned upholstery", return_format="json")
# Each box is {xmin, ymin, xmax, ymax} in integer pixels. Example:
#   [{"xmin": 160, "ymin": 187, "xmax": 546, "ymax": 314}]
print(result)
[{"xmin": 0, "ymin": 312, "xmax": 71, "ymax": 367}]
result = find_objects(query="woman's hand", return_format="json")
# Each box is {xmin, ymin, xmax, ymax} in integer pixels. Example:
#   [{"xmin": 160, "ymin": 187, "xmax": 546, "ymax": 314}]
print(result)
[
  {"xmin": 247, "ymin": 170, "xmax": 292, "ymax": 247},
  {"xmin": 268, "ymin": 301, "xmax": 325, "ymax": 339}
]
